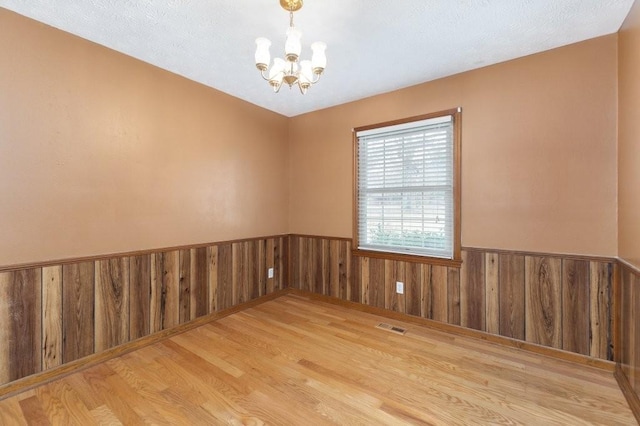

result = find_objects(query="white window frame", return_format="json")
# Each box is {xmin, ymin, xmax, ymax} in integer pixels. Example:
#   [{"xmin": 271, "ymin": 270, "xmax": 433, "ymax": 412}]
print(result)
[{"xmin": 353, "ymin": 108, "xmax": 461, "ymax": 264}]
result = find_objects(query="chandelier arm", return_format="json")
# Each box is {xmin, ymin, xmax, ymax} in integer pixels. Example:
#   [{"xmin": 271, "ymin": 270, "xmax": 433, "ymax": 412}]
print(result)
[
  {"xmin": 259, "ymin": 68, "xmax": 271, "ymax": 81},
  {"xmin": 309, "ymin": 72, "xmax": 322, "ymax": 85}
]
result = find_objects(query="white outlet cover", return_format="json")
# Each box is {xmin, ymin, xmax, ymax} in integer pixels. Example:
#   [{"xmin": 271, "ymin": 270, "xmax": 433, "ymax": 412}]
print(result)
[
  {"xmin": 396, "ymin": 281, "xmax": 404, "ymax": 294},
  {"xmin": 268, "ymin": 268, "xmax": 274, "ymax": 279}
]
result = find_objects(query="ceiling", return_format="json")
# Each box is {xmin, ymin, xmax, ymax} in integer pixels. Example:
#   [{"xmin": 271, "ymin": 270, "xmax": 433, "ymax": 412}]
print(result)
[{"xmin": 0, "ymin": 0, "xmax": 634, "ymax": 117}]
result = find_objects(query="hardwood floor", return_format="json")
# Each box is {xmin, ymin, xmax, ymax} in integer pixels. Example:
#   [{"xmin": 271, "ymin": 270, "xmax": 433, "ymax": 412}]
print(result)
[{"xmin": 0, "ymin": 293, "xmax": 635, "ymax": 425}]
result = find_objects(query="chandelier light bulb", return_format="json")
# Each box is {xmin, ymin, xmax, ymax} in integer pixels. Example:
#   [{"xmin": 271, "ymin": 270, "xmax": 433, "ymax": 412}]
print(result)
[
  {"xmin": 255, "ymin": 38, "xmax": 272, "ymax": 70},
  {"xmin": 254, "ymin": 0, "xmax": 326, "ymax": 95},
  {"xmin": 299, "ymin": 60, "xmax": 313, "ymax": 84},
  {"xmin": 269, "ymin": 58, "xmax": 286, "ymax": 92},
  {"xmin": 310, "ymin": 41, "xmax": 327, "ymax": 73},
  {"xmin": 285, "ymin": 26, "xmax": 302, "ymax": 62},
  {"xmin": 270, "ymin": 58, "xmax": 286, "ymax": 76}
]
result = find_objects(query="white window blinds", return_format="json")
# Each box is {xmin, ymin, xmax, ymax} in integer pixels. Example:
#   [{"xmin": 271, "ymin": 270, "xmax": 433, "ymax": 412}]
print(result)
[{"xmin": 356, "ymin": 114, "xmax": 454, "ymax": 259}]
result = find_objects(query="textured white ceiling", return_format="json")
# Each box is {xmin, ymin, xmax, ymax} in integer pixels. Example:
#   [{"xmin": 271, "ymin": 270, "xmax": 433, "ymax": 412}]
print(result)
[{"xmin": 0, "ymin": 0, "xmax": 634, "ymax": 117}]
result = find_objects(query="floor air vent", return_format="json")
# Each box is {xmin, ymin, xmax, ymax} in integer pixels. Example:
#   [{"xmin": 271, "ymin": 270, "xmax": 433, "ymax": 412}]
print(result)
[{"xmin": 376, "ymin": 323, "xmax": 407, "ymax": 335}]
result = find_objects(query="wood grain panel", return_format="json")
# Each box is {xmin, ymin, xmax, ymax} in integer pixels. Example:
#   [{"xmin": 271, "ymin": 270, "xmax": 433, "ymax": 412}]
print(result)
[
  {"xmin": 247, "ymin": 240, "xmax": 260, "ymax": 301},
  {"xmin": 621, "ymin": 268, "xmax": 633, "ymax": 378},
  {"xmin": 95, "ymin": 258, "xmax": 130, "ymax": 352},
  {"xmin": 589, "ymin": 262, "xmax": 610, "ymax": 360},
  {"xmin": 63, "ymin": 262, "xmax": 95, "ymax": 363},
  {"xmin": 300, "ymin": 237, "xmax": 313, "ymax": 293},
  {"xmin": 621, "ymin": 267, "xmax": 640, "ymax": 395},
  {"xmin": 129, "ymin": 255, "xmax": 151, "ymax": 340},
  {"xmin": 0, "ymin": 269, "xmax": 42, "ymax": 384},
  {"xmin": 350, "ymin": 254, "xmax": 361, "ymax": 304},
  {"xmin": 323, "ymin": 239, "xmax": 333, "ymax": 296},
  {"xmin": 385, "ymin": 260, "xmax": 405, "ymax": 313},
  {"xmin": 340, "ymin": 241, "xmax": 360, "ymax": 302},
  {"xmin": 257, "ymin": 239, "xmax": 266, "ymax": 298},
  {"xmin": 485, "ymin": 253, "xmax": 499, "ymax": 334},
  {"xmin": 419, "ymin": 264, "xmax": 431, "ymax": 319},
  {"xmin": 150, "ymin": 251, "xmax": 179, "ymax": 333},
  {"xmin": 231, "ymin": 243, "xmax": 244, "ymax": 305},
  {"xmin": 525, "ymin": 257, "xmax": 562, "ymax": 348},
  {"xmin": 289, "ymin": 235, "xmax": 300, "ymax": 289},
  {"xmin": 305, "ymin": 237, "xmax": 315, "ymax": 293},
  {"xmin": 626, "ymin": 269, "xmax": 638, "ymax": 391},
  {"xmin": 308, "ymin": 238, "xmax": 320, "ymax": 295},
  {"xmin": 245, "ymin": 241, "xmax": 258, "ymax": 300},
  {"xmin": 276, "ymin": 236, "xmax": 287, "ymax": 291},
  {"xmin": 368, "ymin": 258, "xmax": 385, "ymax": 309},
  {"xmin": 190, "ymin": 247, "xmax": 209, "ymax": 320},
  {"xmin": 232, "ymin": 243, "xmax": 247, "ymax": 305},
  {"xmin": 384, "ymin": 260, "xmax": 395, "ymax": 311},
  {"xmin": 429, "ymin": 266, "xmax": 448, "ymax": 322},
  {"xmin": 339, "ymin": 240, "xmax": 349, "ymax": 300},
  {"xmin": 266, "ymin": 239, "xmax": 275, "ymax": 295},
  {"xmin": 42, "ymin": 266, "xmax": 63, "ymax": 370},
  {"xmin": 179, "ymin": 250, "xmax": 191, "ymax": 324},
  {"xmin": 405, "ymin": 262, "xmax": 421, "ymax": 317},
  {"xmin": 499, "ymin": 254, "xmax": 525, "ymax": 340},
  {"xmin": 562, "ymin": 260, "xmax": 590, "ymax": 355},
  {"xmin": 208, "ymin": 246, "xmax": 218, "ymax": 313},
  {"xmin": 329, "ymin": 240, "xmax": 347, "ymax": 299},
  {"xmin": 447, "ymin": 266, "xmax": 460, "ymax": 325},
  {"xmin": 461, "ymin": 250, "xmax": 485, "ymax": 331},
  {"xmin": 633, "ymin": 271, "xmax": 640, "ymax": 392},
  {"xmin": 216, "ymin": 244, "xmax": 233, "ymax": 311},
  {"xmin": 360, "ymin": 257, "xmax": 370, "ymax": 305}
]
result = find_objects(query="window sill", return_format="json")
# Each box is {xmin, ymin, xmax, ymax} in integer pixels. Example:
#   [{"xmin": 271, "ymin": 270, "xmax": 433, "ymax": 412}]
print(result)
[{"xmin": 352, "ymin": 248, "xmax": 462, "ymax": 268}]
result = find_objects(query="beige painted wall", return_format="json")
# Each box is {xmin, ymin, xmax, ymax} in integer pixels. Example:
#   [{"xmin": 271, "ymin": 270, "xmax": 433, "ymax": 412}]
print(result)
[
  {"xmin": 0, "ymin": 9, "xmax": 289, "ymax": 266},
  {"xmin": 289, "ymin": 35, "xmax": 618, "ymax": 257},
  {"xmin": 0, "ymin": 7, "xmax": 624, "ymax": 265},
  {"xmin": 619, "ymin": 0, "xmax": 640, "ymax": 269}
]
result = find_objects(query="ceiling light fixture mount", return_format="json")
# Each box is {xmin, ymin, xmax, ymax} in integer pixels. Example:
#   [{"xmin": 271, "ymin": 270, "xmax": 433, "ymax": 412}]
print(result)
[
  {"xmin": 279, "ymin": 0, "xmax": 303, "ymax": 12},
  {"xmin": 255, "ymin": 0, "xmax": 326, "ymax": 94}
]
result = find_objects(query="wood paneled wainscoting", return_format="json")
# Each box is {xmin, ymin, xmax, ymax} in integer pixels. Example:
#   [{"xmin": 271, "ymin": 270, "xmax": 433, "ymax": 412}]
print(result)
[
  {"xmin": 617, "ymin": 260, "xmax": 640, "ymax": 419},
  {"xmin": 288, "ymin": 235, "xmax": 614, "ymax": 362},
  {"xmin": 0, "ymin": 236, "xmax": 287, "ymax": 389}
]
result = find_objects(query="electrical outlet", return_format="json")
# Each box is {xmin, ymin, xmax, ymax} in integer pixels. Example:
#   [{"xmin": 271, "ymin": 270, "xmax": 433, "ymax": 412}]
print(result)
[
  {"xmin": 268, "ymin": 267, "xmax": 274, "ymax": 279},
  {"xmin": 396, "ymin": 281, "xmax": 404, "ymax": 294}
]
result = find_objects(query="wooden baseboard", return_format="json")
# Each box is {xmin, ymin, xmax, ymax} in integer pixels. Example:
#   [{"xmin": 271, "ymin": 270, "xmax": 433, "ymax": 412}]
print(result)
[
  {"xmin": 0, "ymin": 289, "xmax": 289, "ymax": 401},
  {"xmin": 288, "ymin": 288, "xmax": 616, "ymax": 372},
  {"xmin": 614, "ymin": 364, "xmax": 640, "ymax": 423}
]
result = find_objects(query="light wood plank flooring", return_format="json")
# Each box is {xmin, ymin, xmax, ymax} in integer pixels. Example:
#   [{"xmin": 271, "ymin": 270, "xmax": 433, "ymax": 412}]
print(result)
[{"xmin": 0, "ymin": 293, "xmax": 635, "ymax": 425}]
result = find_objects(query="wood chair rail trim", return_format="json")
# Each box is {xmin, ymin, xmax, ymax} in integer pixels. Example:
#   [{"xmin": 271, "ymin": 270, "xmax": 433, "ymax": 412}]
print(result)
[
  {"xmin": 0, "ymin": 234, "xmax": 290, "ymax": 273},
  {"xmin": 0, "ymin": 236, "xmax": 619, "ymax": 274}
]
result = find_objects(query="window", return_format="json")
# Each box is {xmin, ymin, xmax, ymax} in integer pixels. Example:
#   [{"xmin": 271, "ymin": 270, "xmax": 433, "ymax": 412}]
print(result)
[{"xmin": 353, "ymin": 108, "xmax": 461, "ymax": 263}]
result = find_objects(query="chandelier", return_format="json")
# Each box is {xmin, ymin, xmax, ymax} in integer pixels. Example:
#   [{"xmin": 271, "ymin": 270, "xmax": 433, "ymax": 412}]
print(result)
[{"xmin": 254, "ymin": 0, "xmax": 327, "ymax": 94}]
